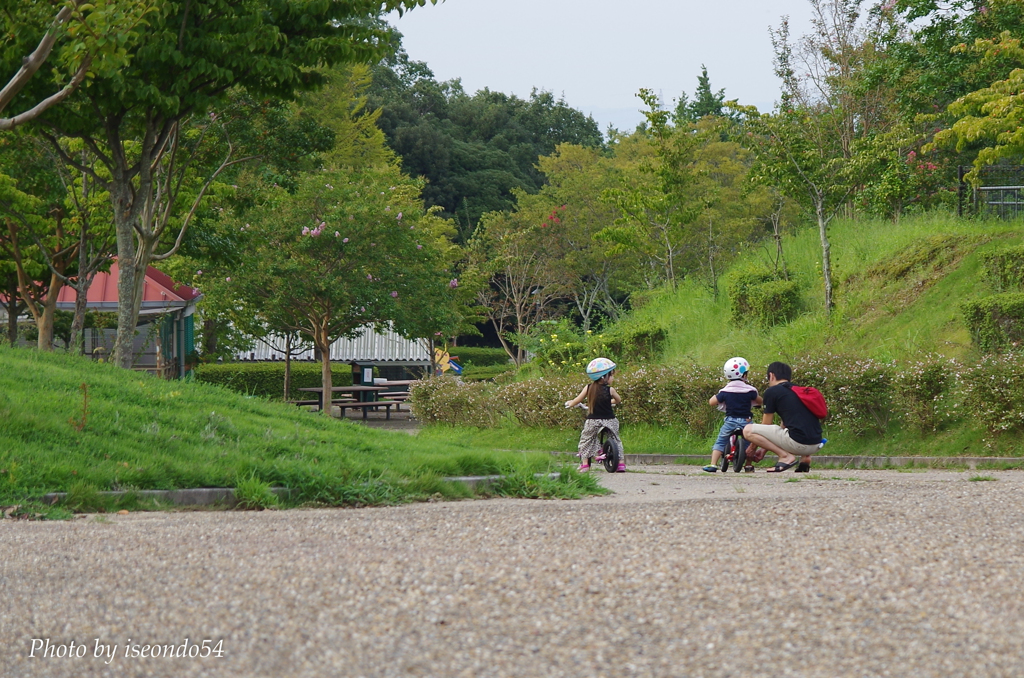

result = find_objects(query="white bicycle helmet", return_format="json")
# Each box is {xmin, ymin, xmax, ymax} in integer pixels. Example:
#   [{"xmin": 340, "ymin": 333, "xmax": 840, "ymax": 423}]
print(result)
[
  {"xmin": 586, "ymin": 357, "xmax": 617, "ymax": 381},
  {"xmin": 723, "ymin": 357, "xmax": 750, "ymax": 381}
]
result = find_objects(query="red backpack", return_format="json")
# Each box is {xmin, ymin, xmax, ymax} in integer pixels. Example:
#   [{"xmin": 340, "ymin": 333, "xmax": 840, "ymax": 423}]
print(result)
[{"xmin": 788, "ymin": 385, "xmax": 828, "ymax": 420}]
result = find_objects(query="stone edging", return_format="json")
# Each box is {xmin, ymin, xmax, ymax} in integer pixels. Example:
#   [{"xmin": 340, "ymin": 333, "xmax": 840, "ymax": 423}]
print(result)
[
  {"xmin": 624, "ymin": 454, "xmax": 1024, "ymax": 469},
  {"xmin": 38, "ymin": 474, "xmax": 566, "ymax": 508}
]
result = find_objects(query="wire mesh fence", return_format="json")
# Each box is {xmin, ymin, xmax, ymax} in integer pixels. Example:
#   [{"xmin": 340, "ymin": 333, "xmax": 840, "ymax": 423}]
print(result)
[{"xmin": 959, "ymin": 165, "xmax": 1024, "ymax": 219}]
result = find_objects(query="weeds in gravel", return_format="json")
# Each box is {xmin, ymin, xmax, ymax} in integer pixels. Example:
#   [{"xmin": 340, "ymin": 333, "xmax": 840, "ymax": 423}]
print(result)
[
  {"xmin": 234, "ymin": 474, "xmax": 280, "ymax": 510},
  {"xmin": 492, "ymin": 466, "xmax": 607, "ymax": 499},
  {"xmin": 968, "ymin": 475, "xmax": 997, "ymax": 482}
]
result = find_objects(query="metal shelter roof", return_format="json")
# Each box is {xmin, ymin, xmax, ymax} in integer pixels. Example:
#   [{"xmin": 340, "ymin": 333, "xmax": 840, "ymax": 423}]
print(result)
[{"xmin": 55, "ymin": 262, "xmax": 201, "ymax": 316}]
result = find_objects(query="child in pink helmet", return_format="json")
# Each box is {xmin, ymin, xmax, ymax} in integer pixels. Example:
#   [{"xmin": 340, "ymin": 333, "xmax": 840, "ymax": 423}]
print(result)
[{"xmin": 565, "ymin": 358, "xmax": 625, "ymax": 472}]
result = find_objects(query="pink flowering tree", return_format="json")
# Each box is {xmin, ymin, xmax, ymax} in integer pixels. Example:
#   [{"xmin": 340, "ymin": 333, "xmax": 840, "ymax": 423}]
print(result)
[{"xmin": 221, "ymin": 164, "xmax": 460, "ymax": 405}]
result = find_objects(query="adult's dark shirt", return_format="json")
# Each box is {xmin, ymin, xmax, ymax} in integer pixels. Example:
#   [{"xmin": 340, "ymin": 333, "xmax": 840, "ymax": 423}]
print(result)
[
  {"xmin": 762, "ymin": 382, "xmax": 822, "ymax": 445},
  {"xmin": 587, "ymin": 383, "xmax": 615, "ymax": 420}
]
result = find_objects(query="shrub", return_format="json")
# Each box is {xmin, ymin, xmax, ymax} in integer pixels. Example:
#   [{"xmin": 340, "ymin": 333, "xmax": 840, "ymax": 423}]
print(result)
[
  {"xmin": 900, "ymin": 357, "xmax": 956, "ymax": 432},
  {"xmin": 447, "ymin": 347, "xmax": 511, "ymax": 367},
  {"xmin": 600, "ymin": 321, "xmax": 668, "ymax": 363},
  {"xmin": 747, "ymin": 279, "xmax": 801, "ymax": 329},
  {"xmin": 194, "ymin": 362, "xmax": 352, "ymax": 399},
  {"xmin": 409, "ymin": 377, "xmax": 498, "ymax": 427},
  {"xmin": 981, "ymin": 244, "xmax": 1024, "ymax": 292},
  {"xmin": 961, "ymin": 292, "xmax": 1024, "ymax": 353},
  {"xmin": 727, "ymin": 266, "xmax": 801, "ymax": 328},
  {"xmin": 960, "ymin": 352, "xmax": 1024, "ymax": 439},
  {"xmin": 461, "ymin": 364, "xmax": 516, "ymax": 382},
  {"xmin": 495, "ymin": 374, "xmax": 581, "ymax": 428},
  {"xmin": 795, "ymin": 355, "xmax": 896, "ymax": 436}
]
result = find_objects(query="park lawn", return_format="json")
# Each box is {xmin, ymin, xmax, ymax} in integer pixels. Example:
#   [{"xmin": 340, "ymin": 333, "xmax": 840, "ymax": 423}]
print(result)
[
  {"xmin": 418, "ymin": 421, "xmax": 997, "ymax": 463},
  {"xmin": 0, "ymin": 346, "xmax": 601, "ymax": 511}
]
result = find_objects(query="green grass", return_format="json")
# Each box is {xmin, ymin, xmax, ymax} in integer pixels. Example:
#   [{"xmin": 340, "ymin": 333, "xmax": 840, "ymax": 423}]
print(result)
[
  {"xmin": 418, "ymin": 418, "xmax": 1000, "ymax": 458},
  {"xmin": 629, "ymin": 211, "xmax": 1022, "ymax": 365},
  {"xmin": 0, "ymin": 346, "xmax": 598, "ymax": 509}
]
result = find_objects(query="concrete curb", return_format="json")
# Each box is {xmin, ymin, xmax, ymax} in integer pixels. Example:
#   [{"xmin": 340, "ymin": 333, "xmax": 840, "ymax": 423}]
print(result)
[
  {"xmin": 39, "ymin": 474, "xmax": 566, "ymax": 507},
  {"xmin": 443, "ymin": 473, "xmax": 563, "ymax": 490},
  {"xmin": 624, "ymin": 454, "xmax": 1024, "ymax": 469},
  {"xmin": 40, "ymin": 487, "xmax": 293, "ymax": 509}
]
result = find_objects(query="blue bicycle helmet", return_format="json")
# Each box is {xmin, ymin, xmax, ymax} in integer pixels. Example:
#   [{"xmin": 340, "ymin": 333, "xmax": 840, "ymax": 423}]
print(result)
[{"xmin": 586, "ymin": 357, "xmax": 617, "ymax": 381}]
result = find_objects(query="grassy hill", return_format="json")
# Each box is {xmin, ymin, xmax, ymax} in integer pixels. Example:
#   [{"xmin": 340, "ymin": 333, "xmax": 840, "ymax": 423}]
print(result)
[
  {"xmin": 0, "ymin": 346, "xmax": 595, "ymax": 513},
  {"xmin": 421, "ymin": 212, "xmax": 1022, "ymax": 462},
  {"xmin": 630, "ymin": 212, "xmax": 1020, "ymax": 366}
]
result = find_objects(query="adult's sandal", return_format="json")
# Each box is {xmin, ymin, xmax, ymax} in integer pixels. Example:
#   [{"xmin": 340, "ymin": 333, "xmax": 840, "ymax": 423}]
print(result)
[{"xmin": 766, "ymin": 460, "xmax": 798, "ymax": 473}]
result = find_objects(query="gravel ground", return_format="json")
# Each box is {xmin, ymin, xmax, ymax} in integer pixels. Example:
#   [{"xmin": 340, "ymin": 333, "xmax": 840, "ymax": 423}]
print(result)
[{"xmin": 3, "ymin": 466, "xmax": 1024, "ymax": 678}]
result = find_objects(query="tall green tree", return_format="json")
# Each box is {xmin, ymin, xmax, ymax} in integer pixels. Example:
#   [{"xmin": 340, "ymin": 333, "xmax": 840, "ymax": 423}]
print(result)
[
  {"xmin": 601, "ymin": 90, "xmax": 705, "ymax": 289},
  {"xmin": 0, "ymin": 0, "xmax": 150, "ymax": 131},
  {"xmin": 368, "ymin": 47, "xmax": 603, "ymax": 237},
  {"xmin": 216, "ymin": 164, "xmax": 458, "ymax": 407},
  {"xmin": 33, "ymin": 0, "xmax": 438, "ymax": 369}
]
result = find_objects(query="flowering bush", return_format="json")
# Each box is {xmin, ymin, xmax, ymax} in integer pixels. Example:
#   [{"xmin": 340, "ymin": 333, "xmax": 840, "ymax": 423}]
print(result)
[
  {"xmin": 960, "ymin": 352, "xmax": 1024, "ymax": 441},
  {"xmin": 410, "ymin": 355, "xmax": 1021, "ymax": 446}
]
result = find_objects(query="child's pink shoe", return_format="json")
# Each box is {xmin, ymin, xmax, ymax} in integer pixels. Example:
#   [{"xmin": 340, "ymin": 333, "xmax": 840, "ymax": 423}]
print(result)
[
  {"xmin": 594, "ymin": 452, "xmax": 607, "ymax": 462},
  {"xmin": 616, "ymin": 463, "xmax": 626, "ymax": 473},
  {"xmin": 577, "ymin": 463, "xmax": 590, "ymax": 472}
]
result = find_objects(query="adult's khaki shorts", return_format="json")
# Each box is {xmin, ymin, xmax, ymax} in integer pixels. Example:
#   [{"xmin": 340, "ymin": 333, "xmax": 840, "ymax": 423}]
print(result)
[{"xmin": 745, "ymin": 424, "xmax": 820, "ymax": 457}]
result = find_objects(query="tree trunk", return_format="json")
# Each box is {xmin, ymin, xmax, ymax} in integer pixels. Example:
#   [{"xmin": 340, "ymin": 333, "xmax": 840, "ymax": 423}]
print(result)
[
  {"xmin": 3, "ymin": 275, "xmax": 22, "ymax": 346},
  {"xmin": 283, "ymin": 334, "xmax": 292, "ymax": 401},
  {"xmin": 35, "ymin": 273, "xmax": 63, "ymax": 351},
  {"xmin": 68, "ymin": 273, "xmax": 96, "ymax": 354},
  {"xmin": 817, "ymin": 202, "xmax": 833, "ymax": 315},
  {"xmin": 6, "ymin": 301, "xmax": 18, "ymax": 346},
  {"xmin": 316, "ymin": 328, "xmax": 332, "ymax": 415}
]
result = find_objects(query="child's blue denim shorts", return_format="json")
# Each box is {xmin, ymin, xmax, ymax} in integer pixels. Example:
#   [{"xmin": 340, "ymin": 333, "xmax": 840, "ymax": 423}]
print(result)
[{"xmin": 713, "ymin": 416, "xmax": 751, "ymax": 452}]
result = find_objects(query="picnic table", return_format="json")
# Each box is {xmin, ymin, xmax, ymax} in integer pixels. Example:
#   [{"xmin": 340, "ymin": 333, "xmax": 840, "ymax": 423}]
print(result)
[
  {"xmin": 375, "ymin": 379, "xmax": 418, "ymax": 410},
  {"xmin": 297, "ymin": 385, "xmax": 386, "ymax": 412}
]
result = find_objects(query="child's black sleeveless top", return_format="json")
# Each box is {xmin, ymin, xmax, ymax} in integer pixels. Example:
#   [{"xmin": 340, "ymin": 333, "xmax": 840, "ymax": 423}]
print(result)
[{"xmin": 587, "ymin": 384, "xmax": 615, "ymax": 420}]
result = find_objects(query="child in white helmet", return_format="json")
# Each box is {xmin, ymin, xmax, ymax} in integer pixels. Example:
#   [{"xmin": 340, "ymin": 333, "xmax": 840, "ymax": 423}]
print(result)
[
  {"xmin": 703, "ymin": 357, "xmax": 763, "ymax": 472},
  {"xmin": 565, "ymin": 357, "xmax": 625, "ymax": 473}
]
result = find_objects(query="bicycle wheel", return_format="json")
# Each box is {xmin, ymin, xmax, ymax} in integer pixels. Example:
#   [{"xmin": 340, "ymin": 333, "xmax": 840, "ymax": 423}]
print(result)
[
  {"xmin": 593, "ymin": 430, "xmax": 614, "ymax": 473},
  {"xmin": 732, "ymin": 435, "xmax": 748, "ymax": 473},
  {"xmin": 720, "ymin": 444, "xmax": 731, "ymax": 473}
]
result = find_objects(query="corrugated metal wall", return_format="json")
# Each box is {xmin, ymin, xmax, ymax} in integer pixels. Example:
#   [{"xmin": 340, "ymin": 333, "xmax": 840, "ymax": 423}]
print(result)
[{"xmin": 236, "ymin": 327, "xmax": 429, "ymax": 363}]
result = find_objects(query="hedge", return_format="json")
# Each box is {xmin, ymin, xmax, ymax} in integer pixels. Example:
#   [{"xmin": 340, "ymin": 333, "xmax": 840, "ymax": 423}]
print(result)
[
  {"xmin": 447, "ymin": 347, "xmax": 511, "ymax": 367},
  {"xmin": 961, "ymin": 292, "xmax": 1024, "ymax": 353},
  {"xmin": 981, "ymin": 244, "xmax": 1024, "ymax": 293},
  {"xmin": 194, "ymin": 362, "xmax": 353, "ymax": 399},
  {"xmin": 727, "ymin": 267, "xmax": 801, "ymax": 328}
]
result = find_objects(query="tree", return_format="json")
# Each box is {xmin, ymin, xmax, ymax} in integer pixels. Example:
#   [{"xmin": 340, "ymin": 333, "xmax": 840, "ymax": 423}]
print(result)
[
  {"xmin": 34, "ymin": 0, "xmax": 438, "ymax": 369},
  {"xmin": 0, "ymin": 0, "xmax": 149, "ymax": 131},
  {"xmin": 468, "ymin": 208, "xmax": 567, "ymax": 366},
  {"xmin": 734, "ymin": 104, "xmax": 856, "ymax": 314},
  {"xmin": 533, "ymin": 143, "xmax": 631, "ymax": 329},
  {"xmin": 367, "ymin": 47, "xmax": 603, "ymax": 237},
  {"xmin": 673, "ymin": 65, "xmax": 730, "ymax": 124},
  {"xmin": 217, "ymin": 164, "xmax": 459, "ymax": 409},
  {"xmin": 601, "ymin": 90, "xmax": 705, "ymax": 290},
  {"xmin": 927, "ymin": 31, "xmax": 1024, "ymax": 180},
  {"xmin": 0, "ymin": 132, "xmax": 78, "ymax": 351}
]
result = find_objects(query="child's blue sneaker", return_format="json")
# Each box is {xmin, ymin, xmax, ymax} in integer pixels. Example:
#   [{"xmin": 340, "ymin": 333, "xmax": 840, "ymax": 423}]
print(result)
[{"xmin": 701, "ymin": 465, "xmax": 718, "ymax": 473}]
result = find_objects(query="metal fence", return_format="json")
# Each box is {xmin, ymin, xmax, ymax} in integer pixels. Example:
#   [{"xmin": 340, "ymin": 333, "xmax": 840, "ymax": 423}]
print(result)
[{"xmin": 959, "ymin": 165, "xmax": 1024, "ymax": 219}]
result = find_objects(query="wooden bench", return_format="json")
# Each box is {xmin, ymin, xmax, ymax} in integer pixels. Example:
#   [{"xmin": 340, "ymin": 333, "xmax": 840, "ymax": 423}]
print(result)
[
  {"xmin": 334, "ymin": 400, "xmax": 402, "ymax": 420},
  {"xmin": 379, "ymin": 391, "xmax": 410, "ymax": 410},
  {"xmin": 289, "ymin": 397, "xmax": 356, "ymax": 409}
]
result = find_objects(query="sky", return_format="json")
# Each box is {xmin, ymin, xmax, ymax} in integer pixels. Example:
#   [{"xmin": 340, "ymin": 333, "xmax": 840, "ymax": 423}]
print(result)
[{"xmin": 390, "ymin": 0, "xmax": 818, "ymax": 133}]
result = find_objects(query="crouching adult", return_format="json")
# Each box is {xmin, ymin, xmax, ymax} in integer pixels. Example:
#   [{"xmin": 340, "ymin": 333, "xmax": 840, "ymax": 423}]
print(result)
[{"xmin": 743, "ymin": 361, "xmax": 822, "ymax": 473}]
